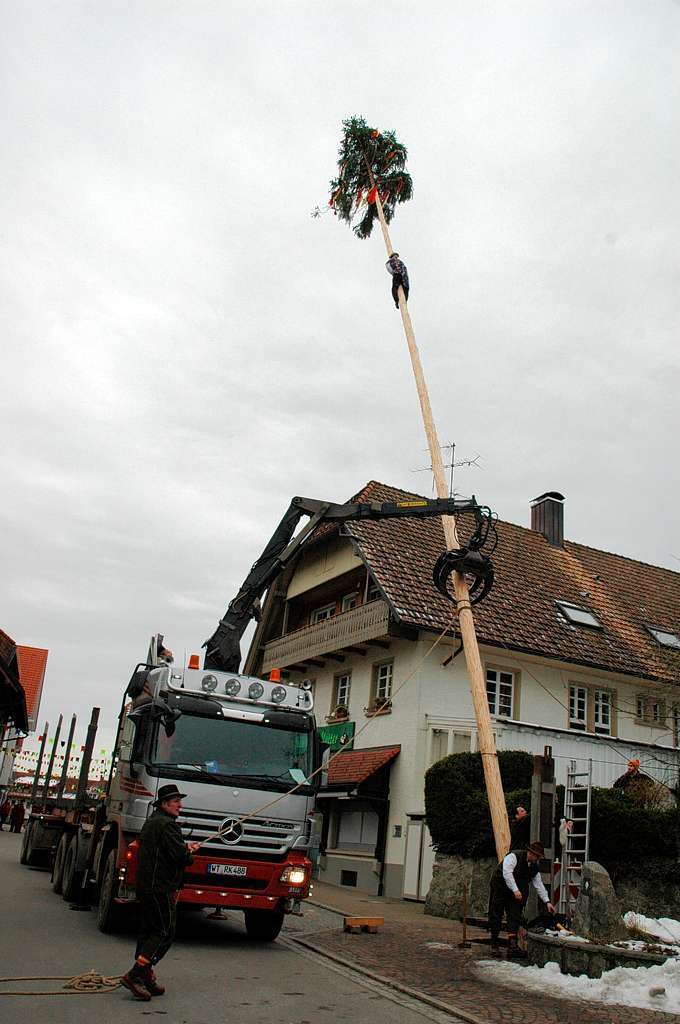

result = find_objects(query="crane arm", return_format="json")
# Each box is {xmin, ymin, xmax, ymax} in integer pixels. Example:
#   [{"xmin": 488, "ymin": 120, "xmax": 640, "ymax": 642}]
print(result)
[{"xmin": 203, "ymin": 494, "xmax": 491, "ymax": 673}]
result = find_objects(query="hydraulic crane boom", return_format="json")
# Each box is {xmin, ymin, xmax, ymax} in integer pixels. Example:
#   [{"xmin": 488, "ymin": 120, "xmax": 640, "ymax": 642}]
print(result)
[{"xmin": 203, "ymin": 494, "xmax": 495, "ymax": 673}]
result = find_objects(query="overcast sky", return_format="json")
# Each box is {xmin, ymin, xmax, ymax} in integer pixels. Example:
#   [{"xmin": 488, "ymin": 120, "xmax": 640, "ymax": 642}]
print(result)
[{"xmin": 2, "ymin": 1, "xmax": 678, "ymax": 754}]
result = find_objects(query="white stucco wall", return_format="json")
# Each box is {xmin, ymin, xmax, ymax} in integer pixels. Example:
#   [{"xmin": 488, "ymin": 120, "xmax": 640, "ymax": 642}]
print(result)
[{"xmin": 313, "ymin": 632, "xmax": 680, "ymax": 893}]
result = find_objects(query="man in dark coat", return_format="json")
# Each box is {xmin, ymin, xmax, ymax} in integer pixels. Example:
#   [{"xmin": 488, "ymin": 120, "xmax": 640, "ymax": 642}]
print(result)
[
  {"xmin": 385, "ymin": 252, "xmax": 410, "ymax": 308},
  {"xmin": 488, "ymin": 841, "xmax": 555, "ymax": 957},
  {"xmin": 121, "ymin": 784, "xmax": 201, "ymax": 1001},
  {"xmin": 9, "ymin": 801, "xmax": 25, "ymax": 833}
]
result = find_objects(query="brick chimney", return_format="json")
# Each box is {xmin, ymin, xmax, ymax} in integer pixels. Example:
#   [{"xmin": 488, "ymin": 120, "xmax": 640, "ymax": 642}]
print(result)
[{"xmin": 530, "ymin": 491, "xmax": 565, "ymax": 547}]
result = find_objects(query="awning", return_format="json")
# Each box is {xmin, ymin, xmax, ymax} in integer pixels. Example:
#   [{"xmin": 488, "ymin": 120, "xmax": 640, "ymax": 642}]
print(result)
[{"xmin": 327, "ymin": 744, "xmax": 401, "ymax": 787}]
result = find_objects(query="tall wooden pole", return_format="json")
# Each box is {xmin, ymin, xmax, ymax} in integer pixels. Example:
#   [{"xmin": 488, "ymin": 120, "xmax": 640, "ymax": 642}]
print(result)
[{"xmin": 369, "ymin": 184, "xmax": 511, "ymax": 859}]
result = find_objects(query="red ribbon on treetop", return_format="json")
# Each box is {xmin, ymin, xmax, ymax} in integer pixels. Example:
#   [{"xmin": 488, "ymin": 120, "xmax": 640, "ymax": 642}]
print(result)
[{"xmin": 367, "ymin": 185, "xmax": 378, "ymax": 204}]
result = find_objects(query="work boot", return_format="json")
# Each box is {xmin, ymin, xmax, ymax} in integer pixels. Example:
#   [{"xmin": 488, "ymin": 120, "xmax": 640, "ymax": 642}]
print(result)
[
  {"xmin": 143, "ymin": 968, "xmax": 166, "ymax": 996},
  {"xmin": 490, "ymin": 933, "xmax": 502, "ymax": 958},
  {"xmin": 120, "ymin": 971, "xmax": 151, "ymax": 1001},
  {"xmin": 506, "ymin": 935, "xmax": 525, "ymax": 959}
]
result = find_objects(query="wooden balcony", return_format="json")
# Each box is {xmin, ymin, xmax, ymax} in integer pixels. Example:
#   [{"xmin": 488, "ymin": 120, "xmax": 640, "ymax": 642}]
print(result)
[{"xmin": 261, "ymin": 600, "xmax": 392, "ymax": 673}]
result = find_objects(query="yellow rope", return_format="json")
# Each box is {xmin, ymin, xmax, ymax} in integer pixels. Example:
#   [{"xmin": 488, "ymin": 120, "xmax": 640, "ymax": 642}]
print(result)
[{"xmin": 0, "ymin": 970, "xmax": 121, "ymax": 996}]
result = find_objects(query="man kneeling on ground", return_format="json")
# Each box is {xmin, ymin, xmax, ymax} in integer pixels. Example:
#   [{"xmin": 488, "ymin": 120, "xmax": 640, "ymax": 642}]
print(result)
[{"xmin": 488, "ymin": 840, "xmax": 555, "ymax": 957}]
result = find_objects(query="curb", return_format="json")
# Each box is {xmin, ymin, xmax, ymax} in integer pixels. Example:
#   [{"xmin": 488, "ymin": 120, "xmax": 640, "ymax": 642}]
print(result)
[
  {"xmin": 287, "ymin": 933, "xmax": 490, "ymax": 1024},
  {"xmin": 307, "ymin": 898, "xmax": 351, "ymax": 917}
]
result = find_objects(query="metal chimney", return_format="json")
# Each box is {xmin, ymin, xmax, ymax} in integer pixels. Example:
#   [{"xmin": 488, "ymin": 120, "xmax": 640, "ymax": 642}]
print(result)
[{"xmin": 530, "ymin": 491, "xmax": 565, "ymax": 547}]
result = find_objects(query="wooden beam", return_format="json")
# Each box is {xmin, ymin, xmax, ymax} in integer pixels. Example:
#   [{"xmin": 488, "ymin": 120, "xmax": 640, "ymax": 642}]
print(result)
[
  {"xmin": 370, "ymin": 185, "xmax": 511, "ymax": 861},
  {"xmin": 327, "ymin": 653, "xmax": 346, "ymax": 663},
  {"xmin": 366, "ymin": 640, "xmax": 391, "ymax": 650},
  {"xmin": 307, "ymin": 659, "xmax": 326, "ymax": 668},
  {"xmin": 344, "ymin": 646, "xmax": 367, "ymax": 656}
]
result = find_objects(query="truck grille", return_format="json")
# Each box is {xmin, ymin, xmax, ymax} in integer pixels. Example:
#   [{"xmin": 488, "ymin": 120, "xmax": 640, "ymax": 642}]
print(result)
[{"xmin": 178, "ymin": 806, "xmax": 303, "ymax": 856}]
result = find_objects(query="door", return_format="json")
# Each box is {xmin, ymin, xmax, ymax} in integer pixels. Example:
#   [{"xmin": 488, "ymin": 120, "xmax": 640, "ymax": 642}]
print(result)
[{"xmin": 402, "ymin": 815, "xmax": 435, "ymax": 901}]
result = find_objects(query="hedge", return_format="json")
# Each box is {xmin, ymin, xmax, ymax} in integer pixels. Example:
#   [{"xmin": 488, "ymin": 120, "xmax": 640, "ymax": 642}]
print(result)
[
  {"xmin": 425, "ymin": 750, "xmax": 680, "ymax": 865},
  {"xmin": 425, "ymin": 751, "xmax": 533, "ymax": 858}
]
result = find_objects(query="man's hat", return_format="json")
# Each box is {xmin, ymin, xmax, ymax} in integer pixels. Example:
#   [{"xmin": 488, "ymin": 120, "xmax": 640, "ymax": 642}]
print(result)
[
  {"xmin": 154, "ymin": 783, "xmax": 187, "ymax": 805},
  {"xmin": 527, "ymin": 841, "xmax": 545, "ymax": 857}
]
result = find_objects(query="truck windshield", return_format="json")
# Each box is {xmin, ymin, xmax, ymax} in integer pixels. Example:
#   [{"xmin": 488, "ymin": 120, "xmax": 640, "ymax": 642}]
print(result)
[{"xmin": 150, "ymin": 714, "xmax": 313, "ymax": 790}]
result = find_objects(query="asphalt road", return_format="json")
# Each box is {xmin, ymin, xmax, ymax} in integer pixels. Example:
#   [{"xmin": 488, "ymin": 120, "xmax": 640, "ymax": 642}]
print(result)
[{"xmin": 0, "ymin": 832, "xmax": 462, "ymax": 1024}]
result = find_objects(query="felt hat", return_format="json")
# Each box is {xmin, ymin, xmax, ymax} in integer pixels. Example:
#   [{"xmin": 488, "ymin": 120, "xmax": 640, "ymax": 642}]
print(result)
[
  {"xmin": 154, "ymin": 783, "xmax": 187, "ymax": 805},
  {"xmin": 527, "ymin": 841, "xmax": 545, "ymax": 857}
]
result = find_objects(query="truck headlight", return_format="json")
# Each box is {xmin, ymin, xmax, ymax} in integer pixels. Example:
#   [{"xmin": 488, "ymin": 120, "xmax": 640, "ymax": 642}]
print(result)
[{"xmin": 280, "ymin": 865, "xmax": 307, "ymax": 886}]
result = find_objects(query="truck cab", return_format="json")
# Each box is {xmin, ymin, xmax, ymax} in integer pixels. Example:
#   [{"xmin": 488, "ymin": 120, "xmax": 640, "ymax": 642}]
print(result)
[{"xmin": 97, "ymin": 661, "xmax": 320, "ymax": 941}]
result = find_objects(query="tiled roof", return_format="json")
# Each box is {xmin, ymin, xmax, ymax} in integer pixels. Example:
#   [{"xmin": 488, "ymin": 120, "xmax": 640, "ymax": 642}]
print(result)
[
  {"xmin": 345, "ymin": 481, "xmax": 680, "ymax": 685},
  {"xmin": 328, "ymin": 744, "xmax": 401, "ymax": 786},
  {"xmin": 16, "ymin": 646, "xmax": 48, "ymax": 731}
]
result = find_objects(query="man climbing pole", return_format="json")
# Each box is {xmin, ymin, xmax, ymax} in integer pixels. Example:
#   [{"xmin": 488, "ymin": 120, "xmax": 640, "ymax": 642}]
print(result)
[{"xmin": 386, "ymin": 252, "xmax": 409, "ymax": 308}]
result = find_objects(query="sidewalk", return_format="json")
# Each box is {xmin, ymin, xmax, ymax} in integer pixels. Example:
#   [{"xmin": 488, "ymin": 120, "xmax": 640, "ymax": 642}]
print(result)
[{"xmin": 301, "ymin": 882, "xmax": 676, "ymax": 1024}]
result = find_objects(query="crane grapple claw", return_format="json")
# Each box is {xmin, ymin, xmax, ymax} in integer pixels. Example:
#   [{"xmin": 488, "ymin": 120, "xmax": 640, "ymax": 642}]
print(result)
[{"xmin": 433, "ymin": 547, "xmax": 495, "ymax": 607}]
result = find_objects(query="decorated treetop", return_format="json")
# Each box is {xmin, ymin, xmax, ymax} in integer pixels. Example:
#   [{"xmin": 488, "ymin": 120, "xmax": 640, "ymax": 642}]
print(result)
[{"xmin": 329, "ymin": 116, "xmax": 413, "ymax": 239}]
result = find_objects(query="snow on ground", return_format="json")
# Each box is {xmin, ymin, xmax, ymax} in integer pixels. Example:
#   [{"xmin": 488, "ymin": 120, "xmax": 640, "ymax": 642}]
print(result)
[
  {"xmin": 476, "ymin": 960, "xmax": 680, "ymax": 1014},
  {"xmin": 624, "ymin": 912, "xmax": 680, "ymax": 945},
  {"xmin": 543, "ymin": 929, "xmax": 589, "ymax": 943}
]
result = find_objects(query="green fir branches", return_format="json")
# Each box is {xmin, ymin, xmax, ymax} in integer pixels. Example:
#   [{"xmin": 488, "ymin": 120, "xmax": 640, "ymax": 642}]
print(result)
[{"xmin": 329, "ymin": 116, "xmax": 413, "ymax": 239}]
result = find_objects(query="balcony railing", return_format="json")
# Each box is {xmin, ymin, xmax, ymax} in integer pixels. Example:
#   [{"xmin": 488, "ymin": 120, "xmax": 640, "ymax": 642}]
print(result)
[{"xmin": 261, "ymin": 600, "xmax": 391, "ymax": 672}]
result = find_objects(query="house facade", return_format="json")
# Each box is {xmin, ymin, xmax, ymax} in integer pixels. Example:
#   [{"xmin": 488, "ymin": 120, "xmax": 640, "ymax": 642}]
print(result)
[{"xmin": 245, "ymin": 482, "xmax": 680, "ymax": 900}]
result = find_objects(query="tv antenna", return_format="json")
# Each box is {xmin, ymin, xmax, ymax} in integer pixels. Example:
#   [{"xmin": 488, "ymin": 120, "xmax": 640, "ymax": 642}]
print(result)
[{"xmin": 412, "ymin": 441, "xmax": 482, "ymax": 498}]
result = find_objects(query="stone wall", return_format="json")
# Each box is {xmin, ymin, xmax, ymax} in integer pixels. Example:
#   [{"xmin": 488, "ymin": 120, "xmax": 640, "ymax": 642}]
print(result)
[
  {"xmin": 424, "ymin": 853, "xmax": 496, "ymax": 919},
  {"xmin": 425, "ymin": 853, "xmax": 680, "ymax": 922}
]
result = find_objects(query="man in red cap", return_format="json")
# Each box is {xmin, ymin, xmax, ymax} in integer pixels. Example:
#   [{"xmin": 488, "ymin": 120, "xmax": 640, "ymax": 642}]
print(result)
[
  {"xmin": 488, "ymin": 841, "xmax": 555, "ymax": 957},
  {"xmin": 121, "ymin": 784, "xmax": 201, "ymax": 1000}
]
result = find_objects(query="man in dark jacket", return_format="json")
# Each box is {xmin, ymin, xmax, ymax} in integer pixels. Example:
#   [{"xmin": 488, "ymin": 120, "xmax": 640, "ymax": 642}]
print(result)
[
  {"xmin": 488, "ymin": 841, "xmax": 555, "ymax": 957},
  {"xmin": 385, "ymin": 252, "xmax": 409, "ymax": 308},
  {"xmin": 121, "ymin": 784, "xmax": 201, "ymax": 1001}
]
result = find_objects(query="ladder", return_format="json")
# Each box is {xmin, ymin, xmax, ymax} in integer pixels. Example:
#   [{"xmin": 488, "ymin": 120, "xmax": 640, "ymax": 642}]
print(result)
[{"xmin": 558, "ymin": 759, "xmax": 592, "ymax": 916}]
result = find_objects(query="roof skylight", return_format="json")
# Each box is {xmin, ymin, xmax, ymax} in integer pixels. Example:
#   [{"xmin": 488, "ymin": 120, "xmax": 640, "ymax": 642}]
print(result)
[
  {"xmin": 647, "ymin": 627, "xmax": 680, "ymax": 650},
  {"xmin": 556, "ymin": 601, "xmax": 602, "ymax": 629}
]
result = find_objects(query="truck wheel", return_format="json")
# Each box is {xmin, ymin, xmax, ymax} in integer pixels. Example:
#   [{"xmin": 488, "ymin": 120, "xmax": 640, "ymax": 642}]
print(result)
[
  {"xmin": 61, "ymin": 840, "xmax": 82, "ymax": 901},
  {"xmin": 244, "ymin": 909, "xmax": 284, "ymax": 942},
  {"xmin": 97, "ymin": 849, "xmax": 122, "ymax": 933},
  {"xmin": 19, "ymin": 823, "xmax": 32, "ymax": 865},
  {"xmin": 51, "ymin": 834, "xmax": 70, "ymax": 894}
]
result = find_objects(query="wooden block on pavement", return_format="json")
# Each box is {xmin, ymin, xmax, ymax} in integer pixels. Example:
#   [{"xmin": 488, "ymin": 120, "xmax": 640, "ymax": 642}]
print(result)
[{"xmin": 343, "ymin": 916, "xmax": 384, "ymax": 934}]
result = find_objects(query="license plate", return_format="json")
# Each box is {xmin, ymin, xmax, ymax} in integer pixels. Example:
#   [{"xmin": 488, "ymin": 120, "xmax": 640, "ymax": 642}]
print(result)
[{"xmin": 207, "ymin": 864, "xmax": 247, "ymax": 876}]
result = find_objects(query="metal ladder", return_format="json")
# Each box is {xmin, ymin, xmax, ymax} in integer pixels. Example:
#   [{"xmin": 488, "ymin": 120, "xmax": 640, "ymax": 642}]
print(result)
[{"xmin": 558, "ymin": 759, "xmax": 592, "ymax": 916}]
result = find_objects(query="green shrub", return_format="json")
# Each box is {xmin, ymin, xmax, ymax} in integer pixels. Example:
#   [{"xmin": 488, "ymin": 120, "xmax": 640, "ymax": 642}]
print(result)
[
  {"xmin": 590, "ymin": 788, "xmax": 678, "ymax": 869},
  {"xmin": 425, "ymin": 752, "xmax": 679, "ymax": 866},
  {"xmin": 425, "ymin": 751, "xmax": 533, "ymax": 858}
]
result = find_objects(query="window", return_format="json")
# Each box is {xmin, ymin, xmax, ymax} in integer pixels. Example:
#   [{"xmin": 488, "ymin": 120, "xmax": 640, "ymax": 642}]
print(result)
[
  {"xmin": 311, "ymin": 603, "xmax": 335, "ymax": 624},
  {"xmin": 651, "ymin": 700, "xmax": 666, "ymax": 725},
  {"xmin": 333, "ymin": 672, "xmax": 351, "ymax": 710},
  {"xmin": 569, "ymin": 685, "xmax": 587, "ymax": 731},
  {"xmin": 367, "ymin": 582, "xmax": 382, "ymax": 602},
  {"xmin": 374, "ymin": 662, "xmax": 393, "ymax": 702},
  {"xmin": 647, "ymin": 627, "xmax": 680, "ymax": 650},
  {"xmin": 367, "ymin": 662, "xmax": 393, "ymax": 713},
  {"xmin": 556, "ymin": 602, "xmax": 602, "ymax": 629},
  {"xmin": 334, "ymin": 805, "xmax": 379, "ymax": 852},
  {"xmin": 486, "ymin": 669, "xmax": 515, "ymax": 718},
  {"xmin": 593, "ymin": 690, "xmax": 611, "ymax": 735},
  {"xmin": 569, "ymin": 685, "xmax": 616, "ymax": 735},
  {"xmin": 341, "ymin": 593, "xmax": 360, "ymax": 612},
  {"xmin": 636, "ymin": 695, "xmax": 667, "ymax": 727}
]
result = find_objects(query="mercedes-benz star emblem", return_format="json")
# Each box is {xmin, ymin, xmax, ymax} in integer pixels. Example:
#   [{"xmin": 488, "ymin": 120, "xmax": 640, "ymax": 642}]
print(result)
[{"xmin": 219, "ymin": 817, "xmax": 243, "ymax": 845}]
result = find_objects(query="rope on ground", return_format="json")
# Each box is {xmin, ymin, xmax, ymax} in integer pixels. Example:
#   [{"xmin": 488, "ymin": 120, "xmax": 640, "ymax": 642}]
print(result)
[{"xmin": 0, "ymin": 970, "xmax": 121, "ymax": 996}]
